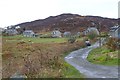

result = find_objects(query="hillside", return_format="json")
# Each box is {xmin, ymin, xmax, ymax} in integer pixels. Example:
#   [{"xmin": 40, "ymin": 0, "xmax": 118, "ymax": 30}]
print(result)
[{"xmin": 15, "ymin": 13, "xmax": 118, "ymax": 33}]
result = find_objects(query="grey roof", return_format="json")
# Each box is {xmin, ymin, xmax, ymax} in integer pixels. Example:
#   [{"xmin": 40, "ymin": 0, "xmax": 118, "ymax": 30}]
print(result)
[
  {"xmin": 6, "ymin": 29, "xmax": 18, "ymax": 34},
  {"xmin": 23, "ymin": 30, "xmax": 34, "ymax": 32},
  {"xmin": 110, "ymin": 26, "xmax": 120, "ymax": 32}
]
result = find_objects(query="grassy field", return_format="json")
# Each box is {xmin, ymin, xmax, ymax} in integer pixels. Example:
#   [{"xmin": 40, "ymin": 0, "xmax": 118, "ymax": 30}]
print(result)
[
  {"xmin": 87, "ymin": 46, "xmax": 119, "ymax": 66},
  {"xmin": 2, "ymin": 35, "xmax": 86, "ymax": 78},
  {"xmin": 3, "ymin": 35, "xmax": 83, "ymax": 43}
]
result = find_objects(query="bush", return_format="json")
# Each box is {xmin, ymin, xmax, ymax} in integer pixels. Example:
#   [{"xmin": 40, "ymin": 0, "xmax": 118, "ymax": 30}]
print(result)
[
  {"xmin": 87, "ymin": 32, "xmax": 97, "ymax": 40},
  {"xmin": 2, "ymin": 33, "xmax": 9, "ymax": 36},
  {"xmin": 106, "ymin": 38, "xmax": 118, "ymax": 51},
  {"xmin": 100, "ymin": 32, "xmax": 109, "ymax": 37},
  {"xmin": 39, "ymin": 35, "xmax": 52, "ymax": 38},
  {"xmin": 68, "ymin": 37, "xmax": 76, "ymax": 43}
]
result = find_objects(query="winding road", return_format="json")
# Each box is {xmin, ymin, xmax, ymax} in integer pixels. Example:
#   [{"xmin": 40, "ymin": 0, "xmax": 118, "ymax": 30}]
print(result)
[{"xmin": 65, "ymin": 41, "xmax": 118, "ymax": 78}]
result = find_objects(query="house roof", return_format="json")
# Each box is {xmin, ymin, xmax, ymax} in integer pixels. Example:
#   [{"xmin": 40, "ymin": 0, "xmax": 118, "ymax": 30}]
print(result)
[
  {"xmin": 6, "ymin": 29, "xmax": 18, "ymax": 32},
  {"xmin": 24, "ymin": 30, "xmax": 34, "ymax": 32},
  {"xmin": 53, "ymin": 30, "xmax": 61, "ymax": 33},
  {"xmin": 110, "ymin": 25, "xmax": 120, "ymax": 32}
]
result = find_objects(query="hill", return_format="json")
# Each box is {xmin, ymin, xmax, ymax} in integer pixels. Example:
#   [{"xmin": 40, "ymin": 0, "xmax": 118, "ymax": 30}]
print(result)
[{"xmin": 15, "ymin": 13, "xmax": 118, "ymax": 33}]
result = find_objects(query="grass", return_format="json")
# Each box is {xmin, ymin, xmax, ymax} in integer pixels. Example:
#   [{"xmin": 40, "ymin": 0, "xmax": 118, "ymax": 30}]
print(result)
[
  {"xmin": 61, "ymin": 50, "xmax": 86, "ymax": 78},
  {"xmin": 87, "ymin": 46, "xmax": 119, "ymax": 66},
  {"xmin": 62, "ymin": 62, "xmax": 85, "ymax": 78},
  {"xmin": 61, "ymin": 48, "xmax": 86, "ymax": 78},
  {"xmin": 2, "ymin": 35, "xmax": 86, "ymax": 78},
  {"xmin": 3, "ymin": 35, "xmax": 83, "ymax": 43}
]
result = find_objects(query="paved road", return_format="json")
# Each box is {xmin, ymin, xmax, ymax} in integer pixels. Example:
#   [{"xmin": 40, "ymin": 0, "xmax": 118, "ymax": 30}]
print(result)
[{"xmin": 65, "ymin": 41, "xmax": 118, "ymax": 78}]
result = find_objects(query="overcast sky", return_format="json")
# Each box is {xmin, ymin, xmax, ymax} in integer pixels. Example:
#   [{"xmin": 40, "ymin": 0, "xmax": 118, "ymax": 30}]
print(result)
[{"xmin": 0, "ymin": 0, "xmax": 119, "ymax": 28}]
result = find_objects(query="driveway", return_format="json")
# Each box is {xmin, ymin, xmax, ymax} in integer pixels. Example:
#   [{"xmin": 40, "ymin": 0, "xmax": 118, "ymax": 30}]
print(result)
[{"xmin": 65, "ymin": 41, "xmax": 118, "ymax": 78}]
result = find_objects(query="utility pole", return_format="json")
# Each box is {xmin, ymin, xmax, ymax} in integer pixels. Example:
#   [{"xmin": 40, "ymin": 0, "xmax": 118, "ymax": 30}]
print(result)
[{"xmin": 98, "ymin": 22, "xmax": 101, "ymax": 47}]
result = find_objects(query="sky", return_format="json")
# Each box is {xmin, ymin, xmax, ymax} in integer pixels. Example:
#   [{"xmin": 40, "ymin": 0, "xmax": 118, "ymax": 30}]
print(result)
[{"xmin": 0, "ymin": 0, "xmax": 119, "ymax": 28}]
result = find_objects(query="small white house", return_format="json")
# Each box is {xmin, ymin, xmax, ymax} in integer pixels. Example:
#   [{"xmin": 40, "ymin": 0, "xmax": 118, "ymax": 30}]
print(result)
[
  {"xmin": 109, "ymin": 25, "xmax": 120, "ymax": 39},
  {"xmin": 83, "ymin": 27, "xmax": 99, "ymax": 35},
  {"xmin": 52, "ymin": 30, "xmax": 62, "ymax": 38},
  {"xmin": 5, "ymin": 29, "xmax": 18, "ymax": 35},
  {"xmin": 23, "ymin": 30, "xmax": 35, "ymax": 37}
]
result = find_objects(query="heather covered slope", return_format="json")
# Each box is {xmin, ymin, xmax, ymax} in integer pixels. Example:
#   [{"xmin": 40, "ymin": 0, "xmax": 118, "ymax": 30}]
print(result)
[{"xmin": 15, "ymin": 13, "xmax": 117, "ymax": 33}]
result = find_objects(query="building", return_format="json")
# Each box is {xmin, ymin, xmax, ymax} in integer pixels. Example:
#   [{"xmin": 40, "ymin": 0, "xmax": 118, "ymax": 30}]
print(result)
[
  {"xmin": 0, "ymin": 28, "xmax": 5, "ymax": 34},
  {"xmin": 5, "ymin": 29, "xmax": 18, "ymax": 35},
  {"xmin": 23, "ymin": 30, "xmax": 35, "ymax": 37},
  {"xmin": 83, "ymin": 27, "xmax": 99, "ymax": 35},
  {"xmin": 52, "ymin": 30, "xmax": 62, "ymax": 38},
  {"xmin": 109, "ymin": 25, "xmax": 120, "ymax": 39},
  {"xmin": 63, "ymin": 31, "xmax": 71, "ymax": 37}
]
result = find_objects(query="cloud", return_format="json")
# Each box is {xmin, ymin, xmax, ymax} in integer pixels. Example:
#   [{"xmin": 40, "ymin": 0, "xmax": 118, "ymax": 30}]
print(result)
[{"xmin": 0, "ymin": 0, "xmax": 119, "ymax": 28}]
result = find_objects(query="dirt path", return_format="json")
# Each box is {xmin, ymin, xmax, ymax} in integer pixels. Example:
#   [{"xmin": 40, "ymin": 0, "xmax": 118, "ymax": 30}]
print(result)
[{"xmin": 65, "ymin": 41, "xmax": 118, "ymax": 78}]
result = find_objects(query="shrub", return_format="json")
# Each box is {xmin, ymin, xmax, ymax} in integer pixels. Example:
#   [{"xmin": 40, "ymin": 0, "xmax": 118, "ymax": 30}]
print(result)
[
  {"xmin": 39, "ymin": 34, "xmax": 52, "ymax": 38},
  {"xmin": 87, "ymin": 32, "xmax": 97, "ymax": 40},
  {"xmin": 2, "ymin": 33, "xmax": 9, "ymax": 36},
  {"xmin": 67, "ymin": 37, "xmax": 76, "ymax": 43},
  {"xmin": 106, "ymin": 38, "xmax": 118, "ymax": 51},
  {"xmin": 100, "ymin": 32, "xmax": 109, "ymax": 37}
]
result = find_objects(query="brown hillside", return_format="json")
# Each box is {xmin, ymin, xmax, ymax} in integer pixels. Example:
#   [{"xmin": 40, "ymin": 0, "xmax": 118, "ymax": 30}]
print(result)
[{"xmin": 15, "ymin": 13, "xmax": 118, "ymax": 33}]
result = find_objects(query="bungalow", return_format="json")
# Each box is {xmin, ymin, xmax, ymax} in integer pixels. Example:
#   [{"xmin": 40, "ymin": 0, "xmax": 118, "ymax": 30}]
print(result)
[
  {"xmin": 109, "ymin": 25, "xmax": 120, "ymax": 39},
  {"xmin": 5, "ymin": 28, "xmax": 18, "ymax": 35},
  {"xmin": 52, "ymin": 30, "xmax": 62, "ymax": 38},
  {"xmin": 23, "ymin": 30, "xmax": 35, "ymax": 37}
]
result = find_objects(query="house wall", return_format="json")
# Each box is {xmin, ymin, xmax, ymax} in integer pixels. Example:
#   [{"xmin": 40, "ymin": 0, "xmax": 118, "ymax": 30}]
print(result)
[
  {"xmin": 52, "ymin": 30, "xmax": 61, "ymax": 38},
  {"xmin": 109, "ymin": 27, "xmax": 120, "ymax": 39},
  {"xmin": 23, "ymin": 31, "xmax": 35, "ymax": 37},
  {"xmin": 115, "ymin": 28, "xmax": 120, "ymax": 38},
  {"xmin": 6, "ymin": 29, "xmax": 18, "ymax": 35}
]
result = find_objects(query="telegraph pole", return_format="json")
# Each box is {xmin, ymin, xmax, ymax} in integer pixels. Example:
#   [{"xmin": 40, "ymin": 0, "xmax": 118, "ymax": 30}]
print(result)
[{"xmin": 98, "ymin": 22, "xmax": 101, "ymax": 47}]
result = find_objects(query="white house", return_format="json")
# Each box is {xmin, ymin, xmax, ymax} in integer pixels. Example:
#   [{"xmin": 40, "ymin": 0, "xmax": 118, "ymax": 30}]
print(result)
[
  {"xmin": 5, "ymin": 29, "xmax": 18, "ymax": 35},
  {"xmin": 109, "ymin": 25, "xmax": 120, "ymax": 39},
  {"xmin": 23, "ymin": 30, "xmax": 35, "ymax": 37},
  {"xmin": 52, "ymin": 30, "xmax": 62, "ymax": 38},
  {"xmin": 83, "ymin": 27, "xmax": 99, "ymax": 35}
]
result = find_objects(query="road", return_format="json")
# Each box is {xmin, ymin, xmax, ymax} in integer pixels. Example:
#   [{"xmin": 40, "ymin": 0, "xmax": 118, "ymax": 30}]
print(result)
[{"xmin": 65, "ymin": 41, "xmax": 118, "ymax": 78}]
